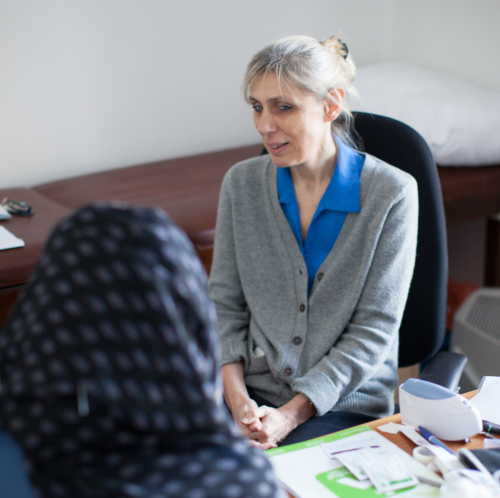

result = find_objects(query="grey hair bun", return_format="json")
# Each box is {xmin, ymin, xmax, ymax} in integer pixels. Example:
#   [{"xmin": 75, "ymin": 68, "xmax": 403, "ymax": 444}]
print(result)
[{"xmin": 320, "ymin": 36, "xmax": 356, "ymax": 83}]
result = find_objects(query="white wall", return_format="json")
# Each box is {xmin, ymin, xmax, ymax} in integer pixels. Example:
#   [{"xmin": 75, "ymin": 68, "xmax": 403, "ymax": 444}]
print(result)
[
  {"xmin": 2, "ymin": 1, "xmax": 495, "ymax": 285},
  {"xmin": 390, "ymin": 0, "xmax": 500, "ymax": 286},
  {"xmin": 391, "ymin": 0, "xmax": 500, "ymax": 93},
  {"xmin": 0, "ymin": 0, "xmax": 392, "ymax": 188}
]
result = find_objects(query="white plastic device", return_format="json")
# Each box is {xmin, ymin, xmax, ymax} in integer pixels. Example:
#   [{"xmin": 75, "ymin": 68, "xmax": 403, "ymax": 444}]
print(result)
[{"xmin": 399, "ymin": 378, "xmax": 482, "ymax": 441}]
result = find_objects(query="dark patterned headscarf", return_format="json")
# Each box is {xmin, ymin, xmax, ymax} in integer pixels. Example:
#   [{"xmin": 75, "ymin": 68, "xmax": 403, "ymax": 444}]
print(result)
[{"xmin": 0, "ymin": 204, "xmax": 278, "ymax": 498}]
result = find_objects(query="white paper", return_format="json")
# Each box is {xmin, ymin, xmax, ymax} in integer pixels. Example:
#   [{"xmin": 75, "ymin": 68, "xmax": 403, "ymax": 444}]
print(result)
[
  {"xmin": 400, "ymin": 426, "xmax": 431, "ymax": 447},
  {"xmin": 378, "ymin": 422, "xmax": 404, "ymax": 434},
  {"xmin": 321, "ymin": 436, "xmax": 380, "ymax": 459},
  {"xmin": 0, "ymin": 205, "xmax": 12, "ymax": 220},
  {"xmin": 0, "ymin": 226, "xmax": 24, "ymax": 250},
  {"xmin": 362, "ymin": 451, "xmax": 419, "ymax": 493},
  {"xmin": 335, "ymin": 448, "xmax": 384, "ymax": 480},
  {"xmin": 267, "ymin": 428, "xmax": 444, "ymax": 498},
  {"xmin": 471, "ymin": 376, "xmax": 500, "ymax": 425},
  {"xmin": 484, "ymin": 438, "xmax": 500, "ymax": 449},
  {"xmin": 426, "ymin": 446, "xmax": 464, "ymax": 475},
  {"xmin": 336, "ymin": 477, "xmax": 373, "ymax": 490}
]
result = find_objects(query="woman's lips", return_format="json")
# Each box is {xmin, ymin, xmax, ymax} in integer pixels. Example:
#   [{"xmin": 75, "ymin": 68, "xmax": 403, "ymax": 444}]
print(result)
[{"xmin": 267, "ymin": 142, "xmax": 289, "ymax": 154}]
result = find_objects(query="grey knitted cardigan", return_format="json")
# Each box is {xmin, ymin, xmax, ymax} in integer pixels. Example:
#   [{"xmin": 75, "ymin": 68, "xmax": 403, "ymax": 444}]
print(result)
[{"xmin": 209, "ymin": 153, "xmax": 418, "ymax": 418}]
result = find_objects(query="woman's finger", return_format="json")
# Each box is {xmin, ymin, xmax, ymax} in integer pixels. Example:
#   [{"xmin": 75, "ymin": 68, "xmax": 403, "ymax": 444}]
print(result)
[
  {"xmin": 241, "ymin": 404, "xmax": 269, "ymax": 424},
  {"xmin": 240, "ymin": 404, "xmax": 257, "ymax": 424},
  {"xmin": 250, "ymin": 405, "xmax": 272, "ymax": 420},
  {"xmin": 237, "ymin": 424, "xmax": 253, "ymax": 438},
  {"xmin": 249, "ymin": 440, "xmax": 264, "ymax": 448},
  {"xmin": 260, "ymin": 442, "xmax": 278, "ymax": 450},
  {"xmin": 248, "ymin": 418, "xmax": 262, "ymax": 432}
]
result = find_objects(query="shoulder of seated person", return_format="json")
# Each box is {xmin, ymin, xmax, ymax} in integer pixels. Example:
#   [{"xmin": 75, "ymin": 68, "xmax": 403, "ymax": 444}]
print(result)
[
  {"xmin": 224, "ymin": 155, "xmax": 272, "ymax": 185},
  {"xmin": 362, "ymin": 153, "xmax": 418, "ymax": 197}
]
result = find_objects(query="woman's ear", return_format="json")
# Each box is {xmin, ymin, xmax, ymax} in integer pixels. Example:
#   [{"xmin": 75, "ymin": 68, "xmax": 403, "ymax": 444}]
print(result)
[{"xmin": 324, "ymin": 88, "xmax": 345, "ymax": 122}]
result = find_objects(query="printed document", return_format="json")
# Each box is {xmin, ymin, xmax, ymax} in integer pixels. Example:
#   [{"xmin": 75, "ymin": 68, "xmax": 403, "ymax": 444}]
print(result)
[
  {"xmin": 266, "ymin": 426, "xmax": 443, "ymax": 498},
  {"xmin": 0, "ymin": 226, "xmax": 24, "ymax": 250},
  {"xmin": 470, "ymin": 376, "xmax": 500, "ymax": 425}
]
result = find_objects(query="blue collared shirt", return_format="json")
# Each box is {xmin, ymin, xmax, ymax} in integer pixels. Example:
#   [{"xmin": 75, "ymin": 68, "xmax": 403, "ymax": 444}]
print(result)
[{"xmin": 277, "ymin": 140, "xmax": 365, "ymax": 294}]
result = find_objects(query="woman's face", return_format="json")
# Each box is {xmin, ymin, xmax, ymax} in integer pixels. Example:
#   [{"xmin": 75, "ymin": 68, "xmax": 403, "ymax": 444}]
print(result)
[{"xmin": 249, "ymin": 73, "xmax": 338, "ymax": 169}]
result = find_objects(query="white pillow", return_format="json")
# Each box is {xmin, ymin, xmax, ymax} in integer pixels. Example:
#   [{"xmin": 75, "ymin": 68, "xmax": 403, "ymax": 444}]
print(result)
[{"xmin": 352, "ymin": 62, "xmax": 500, "ymax": 166}]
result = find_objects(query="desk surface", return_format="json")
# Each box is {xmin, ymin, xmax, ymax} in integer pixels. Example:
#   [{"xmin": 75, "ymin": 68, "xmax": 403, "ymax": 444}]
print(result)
[
  {"xmin": 285, "ymin": 390, "xmax": 496, "ymax": 497},
  {"xmin": 33, "ymin": 144, "xmax": 264, "ymax": 238},
  {"xmin": 0, "ymin": 188, "xmax": 70, "ymax": 289},
  {"xmin": 366, "ymin": 390, "xmax": 490, "ymax": 455}
]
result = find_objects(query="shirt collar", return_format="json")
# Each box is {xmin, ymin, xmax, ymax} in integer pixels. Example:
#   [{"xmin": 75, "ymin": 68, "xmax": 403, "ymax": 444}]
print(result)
[
  {"xmin": 277, "ymin": 163, "xmax": 296, "ymax": 204},
  {"xmin": 277, "ymin": 139, "xmax": 364, "ymax": 213}
]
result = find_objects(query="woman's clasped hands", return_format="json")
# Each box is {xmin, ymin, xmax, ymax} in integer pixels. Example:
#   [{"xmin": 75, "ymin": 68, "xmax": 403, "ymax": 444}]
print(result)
[
  {"xmin": 232, "ymin": 392, "xmax": 316, "ymax": 449},
  {"xmin": 237, "ymin": 402, "xmax": 290, "ymax": 449},
  {"xmin": 222, "ymin": 362, "xmax": 316, "ymax": 449}
]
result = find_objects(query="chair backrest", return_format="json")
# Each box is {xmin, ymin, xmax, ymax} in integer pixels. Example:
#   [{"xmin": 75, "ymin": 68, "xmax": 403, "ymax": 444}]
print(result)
[{"xmin": 352, "ymin": 112, "xmax": 448, "ymax": 367}]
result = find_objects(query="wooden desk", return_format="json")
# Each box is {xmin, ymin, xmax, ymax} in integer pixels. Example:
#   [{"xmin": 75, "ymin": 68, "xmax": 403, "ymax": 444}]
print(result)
[
  {"xmin": 284, "ymin": 390, "xmax": 496, "ymax": 497},
  {"xmin": 0, "ymin": 189, "xmax": 70, "ymax": 326},
  {"xmin": 33, "ymin": 144, "xmax": 264, "ymax": 275},
  {"xmin": 33, "ymin": 145, "xmax": 264, "ymax": 241},
  {"xmin": 366, "ymin": 390, "xmax": 493, "ymax": 455}
]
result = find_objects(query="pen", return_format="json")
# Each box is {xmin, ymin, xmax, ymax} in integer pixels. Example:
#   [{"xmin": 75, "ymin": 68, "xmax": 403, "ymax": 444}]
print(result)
[
  {"xmin": 418, "ymin": 426, "xmax": 456, "ymax": 455},
  {"xmin": 483, "ymin": 421, "xmax": 500, "ymax": 436}
]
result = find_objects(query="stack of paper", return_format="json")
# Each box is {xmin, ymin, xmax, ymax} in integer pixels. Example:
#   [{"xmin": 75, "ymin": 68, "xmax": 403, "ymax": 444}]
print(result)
[
  {"xmin": 0, "ymin": 205, "xmax": 12, "ymax": 220},
  {"xmin": 470, "ymin": 376, "xmax": 500, "ymax": 425},
  {"xmin": 0, "ymin": 226, "xmax": 25, "ymax": 250},
  {"xmin": 266, "ymin": 426, "xmax": 443, "ymax": 498}
]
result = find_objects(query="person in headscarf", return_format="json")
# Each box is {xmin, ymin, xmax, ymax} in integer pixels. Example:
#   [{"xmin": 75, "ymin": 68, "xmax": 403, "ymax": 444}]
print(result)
[{"xmin": 0, "ymin": 204, "xmax": 279, "ymax": 498}]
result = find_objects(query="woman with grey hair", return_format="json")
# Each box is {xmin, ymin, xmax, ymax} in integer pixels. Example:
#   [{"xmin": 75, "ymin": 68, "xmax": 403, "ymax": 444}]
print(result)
[{"xmin": 209, "ymin": 35, "xmax": 418, "ymax": 447}]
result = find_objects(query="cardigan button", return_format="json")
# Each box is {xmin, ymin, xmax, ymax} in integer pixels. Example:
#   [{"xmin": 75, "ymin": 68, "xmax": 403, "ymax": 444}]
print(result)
[
  {"xmin": 317, "ymin": 273, "xmax": 324, "ymax": 281},
  {"xmin": 292, "ymin": 336, "xmax": 302, "ymax": 345},
  {"xmin": 284, "ymin": 367, "xmax": 293, "ymax": 376},
  {"xmin": 299, "ymin": 304, "xmax": 306, "ymax": 312}
]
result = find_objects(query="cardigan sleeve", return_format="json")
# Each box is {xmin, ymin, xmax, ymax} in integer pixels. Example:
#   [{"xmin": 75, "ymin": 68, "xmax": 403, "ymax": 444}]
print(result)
[
  {"xmin": 209, "ymin": 171, "xmax": 250, "ymax": 367},
  {"xmin": 292, "ymin": 182, "xmax": 419, "ymax": 416}
]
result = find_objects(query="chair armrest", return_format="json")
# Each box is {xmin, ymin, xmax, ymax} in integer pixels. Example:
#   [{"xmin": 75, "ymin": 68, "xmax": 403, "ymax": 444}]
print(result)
[{"xmin": 418, "ymin": 351, "xmax": 467, "ymax": 391}]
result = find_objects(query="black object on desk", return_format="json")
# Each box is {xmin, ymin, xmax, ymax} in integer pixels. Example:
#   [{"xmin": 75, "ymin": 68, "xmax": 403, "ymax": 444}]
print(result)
[
  {"xmin": 1, "ymin": 198, "xmax": 33, "ymax": 216},
  {"xmin": 483, "ymin": 421, "xmax": 500, "ymax": 436},
  {"xmin": 459, "ymin": 448, "xmax": 500, "ymax": 480}
]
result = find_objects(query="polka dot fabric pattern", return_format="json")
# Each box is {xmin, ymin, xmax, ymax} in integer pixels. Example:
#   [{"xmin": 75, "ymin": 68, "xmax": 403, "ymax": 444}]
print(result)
[{"xmin": 0, "ymin": 205, "xmax": 278, "ymax": 498}]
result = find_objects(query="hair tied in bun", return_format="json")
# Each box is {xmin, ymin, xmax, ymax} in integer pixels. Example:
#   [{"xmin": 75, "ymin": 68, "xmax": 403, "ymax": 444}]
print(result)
[
  {"xmin": 340, "ymin": 41, "xmax": 349, "ymax": 60},
  {"xmin": 323, "ymin": 35, "xmax": 349, "ymax": 60}
]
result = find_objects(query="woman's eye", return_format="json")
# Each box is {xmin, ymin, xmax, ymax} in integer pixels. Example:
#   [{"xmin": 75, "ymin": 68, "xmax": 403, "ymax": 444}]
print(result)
[
  {"xmin": 278, "ymin": 104, "xmax": 292, "ymax": 112},
  {"xmin": 252, "ymin": 105, "xmax": 263, "ymax": 112}
]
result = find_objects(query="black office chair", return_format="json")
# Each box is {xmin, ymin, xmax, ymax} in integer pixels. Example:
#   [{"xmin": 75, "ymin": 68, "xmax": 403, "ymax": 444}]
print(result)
[
  {"xmin": 353, "ymin": 112, "xmax": 466, "ymax": 390},
  {"xmin": 262, "ymin": 112, "xmax": 467, "ymax": 390}
]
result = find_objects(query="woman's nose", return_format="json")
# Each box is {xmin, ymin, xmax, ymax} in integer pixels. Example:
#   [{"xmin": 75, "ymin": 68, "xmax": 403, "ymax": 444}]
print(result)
[{"xmin": 256, "ymin": 109, "xmax": 278, "ymax": 135}]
